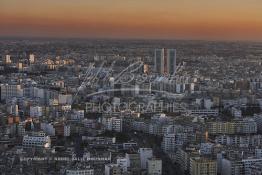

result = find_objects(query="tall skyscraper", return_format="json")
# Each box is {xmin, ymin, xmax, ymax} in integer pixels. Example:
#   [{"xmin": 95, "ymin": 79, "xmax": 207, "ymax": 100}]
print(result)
[
  {"xmin": 4, "ymin": 54, "xmax": 12, "ymax": 64},
  {"xmin": 29, "ymin": 54, "xmax": 35, "ymax": 64},
  {"xmin": 154, "ymin": 48, "xmax": 176, "ymax": 75}
]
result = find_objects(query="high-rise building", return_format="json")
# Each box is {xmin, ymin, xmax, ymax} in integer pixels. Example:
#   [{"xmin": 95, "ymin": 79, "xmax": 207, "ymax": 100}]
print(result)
[
  {"xmin": 17, "ymin": 62, "xmax": 23, "ymax": 71},
  {"xmin": 4, "ymin": 54, "xmax": 12, "ymax": 64},
  {"xmin": 0, "ymin": 84, "xmax": 23, "ymax": 101},
  {"xmin": 154, "ymin": 48, "xmax": 176, "ymax": 75},
  {"xmin": 29, "ymin": 54, "xmax": 35, "ymax": 64},
  {"xmin": 161, "ymin": 133, "xmax": 176, "ymax": 152},
  {"xmin": 144, "ymin": 64, "xmax": 149, "ymax": 74},
  {"xmin": 139, "ymin": 148, "xmax": 153, "ymax": 169}
]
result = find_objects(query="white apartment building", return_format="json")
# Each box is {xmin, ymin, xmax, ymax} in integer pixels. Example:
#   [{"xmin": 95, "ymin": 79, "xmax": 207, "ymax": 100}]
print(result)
[
  {"xmin": 238, "ymin": 119, "xmax": 257, "ymax": 134},
  {"xmin": 29, "ymin": 54, "xmax": 35, "ymax": 64},
  {"xmin": 0, "ymin": 84, "xmax": 23, "ymax": 101},
  {"xmin": 5, "ymin": 54, "xmax": 12, "ymax": 64},
  {"xmin": 17, "ymin": 122, "xmax": 26, "ymax": 136},
  {"xmin": 200, "ymin": 143, "xmax": 214, "ymax": 155},
  {"xmin": 117, "ymin": 157, "xmax": 128, "ymax": 172},
  {"xmin": 103, "ymin": 117, "xmax": 122, "ymax": 132},
  {"xmin": 222, "ymin": 158, "xmax": 262, "ymax": 175},
  {"xmin": 208, "ymin": 120, "xmax": 257, "ymax": 135},
  {"xmin": 215, "ymin": 135, "xmax": 262, "ymax": 147},
  {"xmin": 22, "ymin": 135, "xmax": 51, "ymax": 148},
  {"xmin": 8, "ymin": 104, "xmax": 19, "ymax": 116},
  {"xmin": 139, "ymin": 148, "xmax": 153, "ymax": 169},
  {"xmin": 148, "ymin": 123, "xmax": 162, "ymax": 136},
  {"xmin": 162, "ymin": 133, "xmax": 176, "ymax": 153},
  {"xmin": 33, "ymin": 87, "xmax": 45, "ymax": 99},
  {"xmin": 162, "ymin": 133, "xmax": 192, "ymax": 153},
  {"xmin": 255, "ymin": 149, "xmax": 262, "ymax": 159},
  {"xmin": 30, "ymin": 106, "xmax": 43, "ymax": 117},
  {"xmin": 190, "ymin": 157, "xmax": 217, "ymax": 175},
  {"xmin": 105, "ymin": 164, "xmax": 122, "ymax": 175},
  {"xmin": 161, "ymin": 125, "xmax": 175, "ymax": 136},
  {"xmin": 147, "ymin": 158, "xmax": 162, "ymax": 175}
]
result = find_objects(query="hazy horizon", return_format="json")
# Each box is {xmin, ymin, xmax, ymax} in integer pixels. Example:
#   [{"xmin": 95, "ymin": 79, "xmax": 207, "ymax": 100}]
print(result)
[{"xmin": 1, "ymin": 0, "xmax": 262, "ymax": 41}]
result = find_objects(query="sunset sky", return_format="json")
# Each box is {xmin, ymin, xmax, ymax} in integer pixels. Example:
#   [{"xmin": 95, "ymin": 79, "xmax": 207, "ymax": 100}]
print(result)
[{"xmin": 1, "ymin": 0, "xmax": 262, "ymax": 41}]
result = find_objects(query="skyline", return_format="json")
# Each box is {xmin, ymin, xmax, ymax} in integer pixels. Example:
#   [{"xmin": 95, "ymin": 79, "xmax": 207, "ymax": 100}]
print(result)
[{"xmin": 1, "ymin": 0, "xmax": 262, "ymax": 41}]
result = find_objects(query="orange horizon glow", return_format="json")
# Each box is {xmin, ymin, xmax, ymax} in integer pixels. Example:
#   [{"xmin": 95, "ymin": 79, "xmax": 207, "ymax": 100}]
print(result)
[{"xmin": 1, "ymin": 0, "xmax": 262, "ymax": 41}]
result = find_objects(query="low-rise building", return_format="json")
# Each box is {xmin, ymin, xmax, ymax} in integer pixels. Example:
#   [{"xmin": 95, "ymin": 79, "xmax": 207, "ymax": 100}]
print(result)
[
  {"xmin": 22, "ymin": 135, "xmax": 51, "ymax": 148},
  {"xmin": 147, "ymin": 158, "xmax": 162, "ymax": 175}
]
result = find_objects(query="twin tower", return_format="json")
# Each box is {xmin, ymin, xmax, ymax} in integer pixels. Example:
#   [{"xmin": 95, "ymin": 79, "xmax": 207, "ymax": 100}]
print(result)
[{"xmin": 154, "ymin": 48, "xmax": 176, "ymax": 75}]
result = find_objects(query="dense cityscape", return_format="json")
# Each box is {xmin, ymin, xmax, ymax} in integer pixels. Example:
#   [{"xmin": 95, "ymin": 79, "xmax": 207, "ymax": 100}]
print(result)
[{"xmin": 0, "ymin": 39, "xmax": 261, "ymax": 174}]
